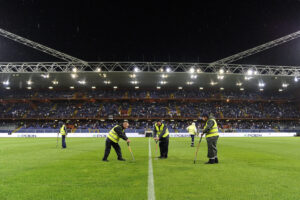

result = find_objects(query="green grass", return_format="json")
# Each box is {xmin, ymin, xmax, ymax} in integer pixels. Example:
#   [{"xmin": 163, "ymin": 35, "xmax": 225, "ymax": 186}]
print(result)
[{"xmin": 0, "ymin": 137, "xmax": 299, "ymax": 200}]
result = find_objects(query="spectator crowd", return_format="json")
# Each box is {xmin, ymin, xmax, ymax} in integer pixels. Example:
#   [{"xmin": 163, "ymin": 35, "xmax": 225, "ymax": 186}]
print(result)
[{"xmin": 0, "ymin": 89, "xmax": 299, "ymax": 131}]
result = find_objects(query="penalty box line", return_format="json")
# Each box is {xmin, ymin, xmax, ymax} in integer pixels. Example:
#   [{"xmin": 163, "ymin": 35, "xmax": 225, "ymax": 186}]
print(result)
[{"xmin": 148, "ymin": 138, "xmax": 155, "ymax": 200}]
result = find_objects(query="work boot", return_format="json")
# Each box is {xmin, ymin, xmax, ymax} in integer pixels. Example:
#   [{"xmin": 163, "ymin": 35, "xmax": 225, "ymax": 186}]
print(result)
[
  {"xmin": 205, "ymin": 159, "xmax": 215, "ymax": 164},
  {"xmin": 215, "ymin": 157, "xmax": 219, "ymax": 164},
  {"xmin": 118, "ymin": 158, "xmax": 126, "ymax": 161}
]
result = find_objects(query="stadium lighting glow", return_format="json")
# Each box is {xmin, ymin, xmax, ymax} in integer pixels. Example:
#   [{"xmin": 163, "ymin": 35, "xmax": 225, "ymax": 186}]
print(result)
[
  {"xmin": 52, "ymin": 80, "xmax": 59, "ymax": 85},
  {"xmin": 236, "ymin": 82, "xmax": 242, "ymax": 86},
  {"xmin": 166, "ymin": 67, "xmax": 171, "ymax": 73},
  {"xmin": 186, "ymin": 81, "xmax": 194, "ymax": 85},
  {"xmin": 196, "ymin": 69, "xmax": 202, "ymax": 73},
  {"xmin": 160, "ymin": 81, "xmax": 167, "ymax": 85},
  {"xmin": 70, "ymin": 86, "xmax": 74, "ymax": 89},
  {"xmin": 161, "ymin": 74, "xmax": 168, "ymax": 78},
  {"xmin": 157, "ymin": 86, "xmax": 161, "ymax": 89},
  {"xmin": 258, "ymin": 82, "xmax": 265, "ymax": 88},
  {"xmin": 135, "ymin": 86, "xmax": 139, "ymax": 89},
  {"xmin": 240, "ymin": 88, "xmax": 244, "ymax": 91},
  {"xmin": 72, "ymin": 68, "xmax": 77, "ymax": 73},
  {"xmin": 217, "ymin": 75, "xmax": 224, "ymax": 80},
  {"xmin": 78, "ymin": 80, "xmax": 86, "ymax": 85},
  {"xmin": 91, "ymin": 86, "xmax": 96, "ymax": 89},
  {"xmin": 41, "ymin": 74, "xmax": 50, "ymax": 79},
  {"xmin": 279, "ymin": 88, "xmax": 283, "ymax": 92},
  {"xmin": 247, "ymin": 69, "xmax": 253, "ymax": 76},
  {"xmin": 210, "ymin": 81, "xmax": 217, "ymax": 86},
  {"xmin": 27, "ymin": 80, "xmax": 33, "ymax": 85},
  {"xmin": 27, "ymin": 86, "xmax": 32, "ymax": 90},
  {"xmin": 190, "ymin": 75, "xmax": 197, "ymax": 79},
  {"xmin": 244, "ymin": 76, "xmax": 253, "ymax": 80},
  {"xmin": 219, "ymin": 69, "xmax": 224, "ymax": 74},
  {"xmin": 104, "ymin": 80, "xmax": 111, "ymax": 84},
  {"xmin": 134, "ymin": 67, "xmax": 139, "ymax": 72},
  {"xmin": 259, "ymin": 88, "xmax": 264, "ymax": 91},
  {"xmin": 113, "ymin": 86, "xmax": 118, "ymax": 89},
  {"xmin": 199, "ymin": 87, "xmax": 204, "ymax": 90},
  {"xmin": 131, "ymin": 80, "xmax": 138, "ymax": 85},
  {"xmin": 5, "ymin": 86, "xmax": 10, "ymax": 90},
  {"xmin": 220, "ymin": 87, "xmax": 224, "ymax": 90},
  {"xmin": 3, "ymin": 80, "xmax": 9, "ymax": 86},
  {"xmin": 282, "ymin": 83, "xmax": 289, "ymax": 88},
  {"xmin": 71, "ymin": 73, "xmax": 78, "ymax": 79},
  {"xmin": 159, "ymin": 68, "xmax": 164, "ymax": 72},
  {"xmin": 294, "ymin": 77, "xmax": 298, "ymax": 82},
  {"xmin": 48, "ymin": 86, "xmax": 53, "ymax": 89},
  {"xmin": 129, "ymin": 74, "xmax": 136, "ymax": 78},
  {"xmin": 96, "ymin": 67, "xmax": 101, "ymax": 72},
  {"xmin": 178, "ymin": 86, "xmax": 183, "ymax": 90},
  {"xmin": 254, "ymin": 70, "xmax": 259, "ymax": 75},
  {"xmin": 189, "ymin": 68, "xmax": 195, "ymax": 73}
]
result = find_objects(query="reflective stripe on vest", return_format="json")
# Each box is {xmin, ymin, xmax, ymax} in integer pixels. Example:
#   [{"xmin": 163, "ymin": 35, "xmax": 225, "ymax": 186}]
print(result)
[
  {"xmin": 187, "ymin": 125, "xmax": 197, "ymax": 135},
  {"xmin": 60, "ymin": 125, "xmax": 66, "ymax": 135},
  {"xmin": 107, "ymin": 125, "xmax": 122, "ymax": 143},
  {"xmin": 204, "ymin": 119, "xmax": 219, "ymax": 138},
  {"xmin": 155, "ymin": 123, "xmax": 169, "ymax": 138}
]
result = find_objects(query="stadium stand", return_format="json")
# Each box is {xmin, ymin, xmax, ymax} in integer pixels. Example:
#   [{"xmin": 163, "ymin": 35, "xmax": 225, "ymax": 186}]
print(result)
[{"xmin": 0, "ymin": 89, "xmax": 299, "ymax": 134}]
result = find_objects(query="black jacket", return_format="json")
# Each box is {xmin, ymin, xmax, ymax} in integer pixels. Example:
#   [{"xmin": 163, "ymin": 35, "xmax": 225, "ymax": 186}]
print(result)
[{"xmin": 113, "ymin": 125, "xmax": 128, "ymax": 141}]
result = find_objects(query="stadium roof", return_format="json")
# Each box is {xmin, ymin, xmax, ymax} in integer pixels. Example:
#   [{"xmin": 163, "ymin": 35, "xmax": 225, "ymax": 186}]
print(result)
[{"xmin": 1, "ymin": 62, "xmax": 299, "ymax": 92}]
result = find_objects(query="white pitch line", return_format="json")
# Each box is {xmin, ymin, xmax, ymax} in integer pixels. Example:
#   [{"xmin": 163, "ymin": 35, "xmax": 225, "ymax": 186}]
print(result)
[{"xmin": 148, "ymin": 138, "xmax": 156, "ymax": 200}]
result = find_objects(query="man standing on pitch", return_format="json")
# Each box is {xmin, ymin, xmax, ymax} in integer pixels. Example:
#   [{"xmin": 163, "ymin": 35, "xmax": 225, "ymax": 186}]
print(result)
[
  {"xmin": 59, "ymin": 122, "xmax": 68, "ymax": 149},
  {"xmin": 201, "ymin": 113, "xmax": 219, "ymax": 164},
  {"xmin": 186, "ymin": 122, "xmax": 198, "ymax": 147},
  {"xmin": 102, "ymin": 120, "xmax": 131, "ymax": 161},
  {"xmin": 153, "ymin": 120, "xmax": 169, "ymax": 159}
]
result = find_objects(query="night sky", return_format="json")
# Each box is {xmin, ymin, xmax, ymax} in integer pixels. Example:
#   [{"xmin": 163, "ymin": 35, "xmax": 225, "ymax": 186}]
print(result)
[{"xmin": 0, "ymin": 0, "xmax": 299, "ymax": 65}]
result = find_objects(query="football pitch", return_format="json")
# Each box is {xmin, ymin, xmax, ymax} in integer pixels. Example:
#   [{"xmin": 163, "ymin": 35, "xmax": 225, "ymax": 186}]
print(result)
[{"xmin": 0, "ymin": 137, "xmax": 299, "ymax": 200}]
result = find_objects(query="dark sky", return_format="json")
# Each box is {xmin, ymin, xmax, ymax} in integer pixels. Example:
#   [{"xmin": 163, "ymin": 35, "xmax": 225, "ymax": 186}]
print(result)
[{"xmin": 0, "ymin": 0, "xmax": 299, "ymax": 65}]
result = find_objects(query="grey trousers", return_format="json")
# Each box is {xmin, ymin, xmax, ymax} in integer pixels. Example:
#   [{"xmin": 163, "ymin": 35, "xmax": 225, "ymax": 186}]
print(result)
[{"xmin": 206, "ymin": 136, "xmax": 219, "ymax": 159}]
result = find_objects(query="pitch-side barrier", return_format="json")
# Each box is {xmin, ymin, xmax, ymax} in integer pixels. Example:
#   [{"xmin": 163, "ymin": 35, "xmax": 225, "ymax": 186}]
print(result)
[{"xmin": 0, "ymin": 132, "xmax": 296, "ymax": 138}]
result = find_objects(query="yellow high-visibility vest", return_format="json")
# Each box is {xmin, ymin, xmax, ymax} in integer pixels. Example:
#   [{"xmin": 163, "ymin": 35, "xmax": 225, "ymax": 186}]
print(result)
[
  {"xmin": 204, "ymin": 119, "xmax": 219, "ymax": 138},
  {"xmin": 187, "ymin": 125, "xmax": 197, "ymax": 135},
  {"xmin": 155, "ymin": 123, "xmax": 169, "ymax": 138},
  {"xmin": 60, "ymin": 125, "xmax": 66, "ymax": 136},
  {"xmin": 107, "ymin": 125, "xmax": 123, "ymax": 143}
]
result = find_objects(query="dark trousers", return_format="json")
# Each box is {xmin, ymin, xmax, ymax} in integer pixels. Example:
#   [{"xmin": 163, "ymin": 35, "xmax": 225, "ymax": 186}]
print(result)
[
  {"xmin": 190, "ymin": 135, "xmax": 195, "ymax": 144},
  {"xmin": 103, "ymin": 138, "xmax": 122, "ymax": 160},
  {"xmin": 206, "ymin": 136, "xmax": 219, "ymax": 159},
  {"xmin": 62, "ymin": 135, "xmax": 67, "ymax": 148},
  {"xmin": 159, "ymin": 138, "xmax": 169, "ymax": 158}
]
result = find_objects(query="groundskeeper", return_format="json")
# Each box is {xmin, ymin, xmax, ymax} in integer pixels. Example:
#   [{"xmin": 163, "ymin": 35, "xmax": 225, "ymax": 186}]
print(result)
[
  {"xmin": 102, "ymin": 120, "xmax": 131, "ymax": 161},
  {"xmin": 59, "ymin": 122, "xmax": 68, "ymax": 149},
  {"xmin": 186, "ymin": 122, "xmax": 198, "ymax": 147},
  {"xmin": 153, "ymin": 120, "xmax": 169, "ymax": 159},
  {"xmin": 201, "ymin": 113, "xmax": 219, "ymax": 164}
]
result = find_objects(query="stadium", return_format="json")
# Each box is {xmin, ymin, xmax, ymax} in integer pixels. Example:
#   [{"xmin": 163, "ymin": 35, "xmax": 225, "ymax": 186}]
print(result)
[{"xmin": 0, "ymin": 1, "xmax": 300, "ymax": 200}]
